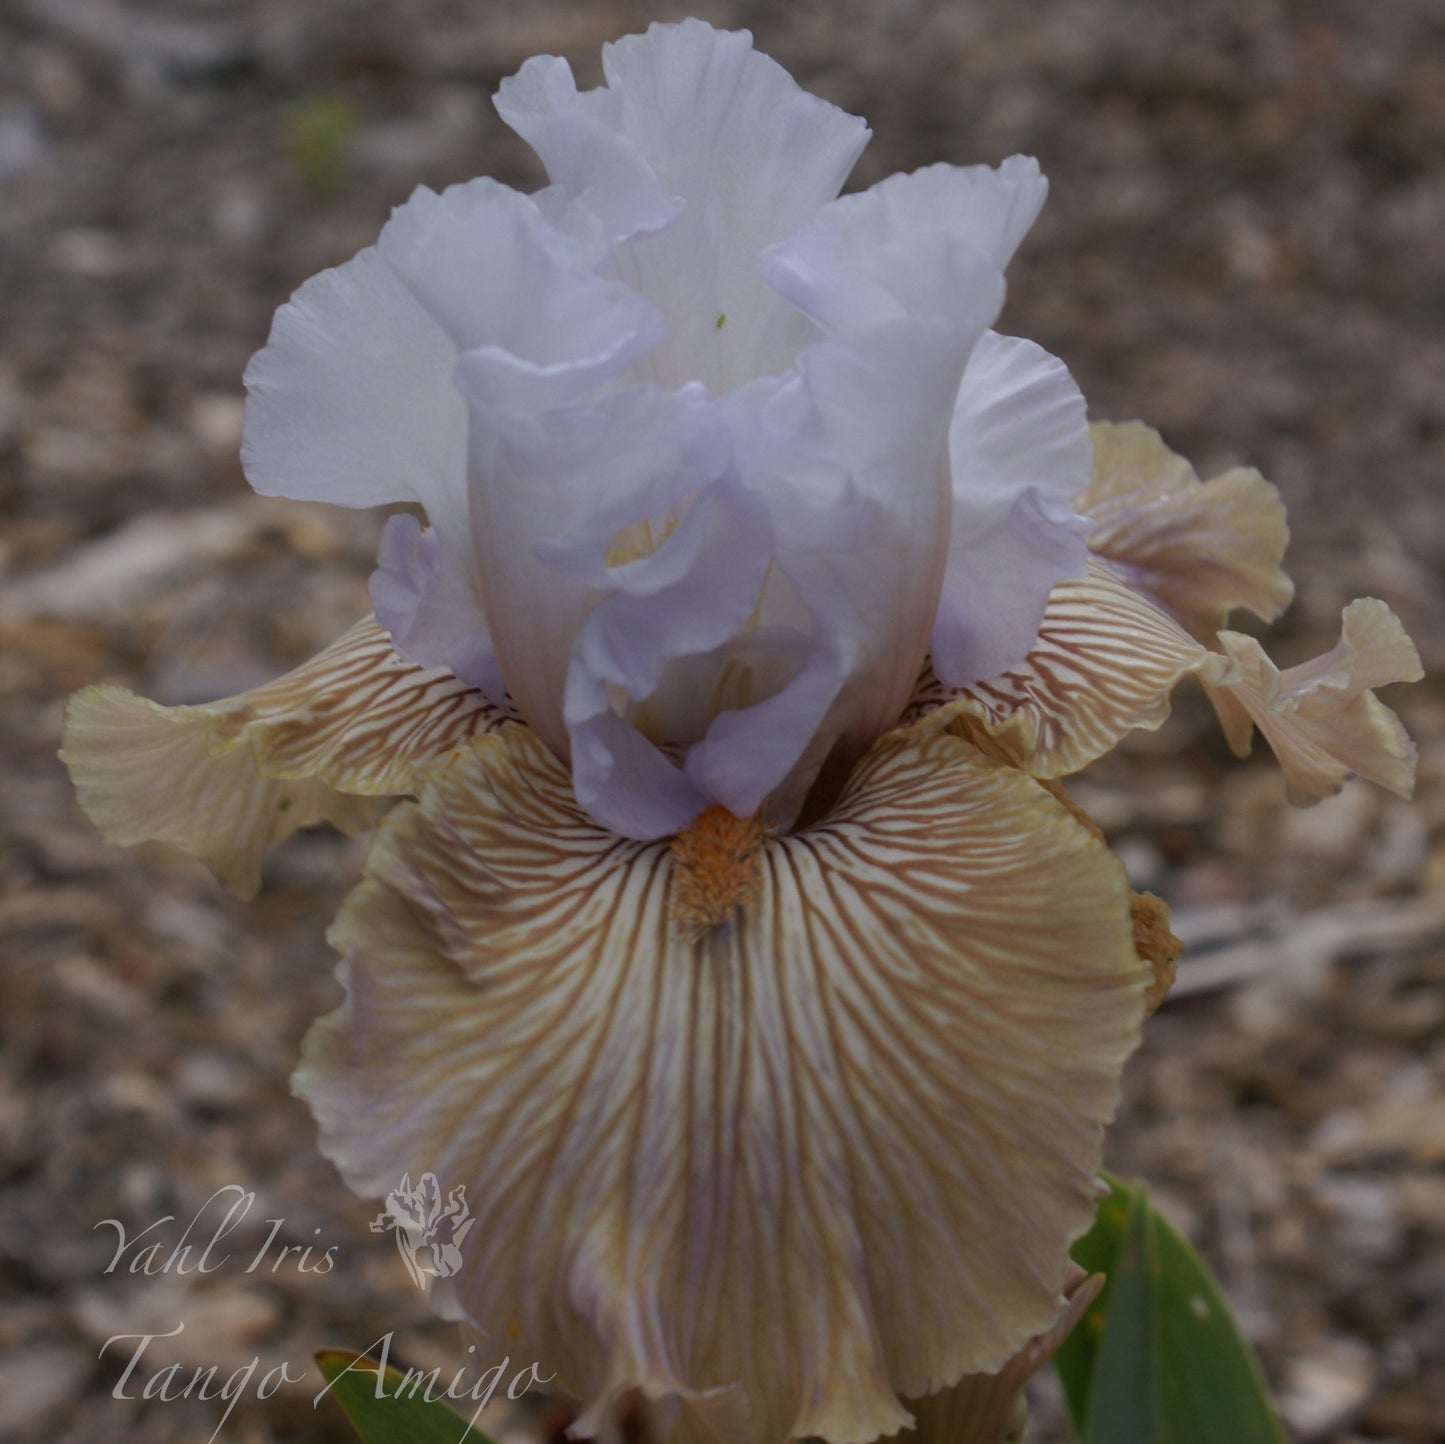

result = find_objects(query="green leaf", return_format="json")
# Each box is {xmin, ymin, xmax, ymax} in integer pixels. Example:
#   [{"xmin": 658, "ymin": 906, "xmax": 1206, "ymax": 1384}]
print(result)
[
  {"xmin": 1053, "ymin": 1175, "xmax": 1285, "ymax": 1444},
  {"xmin": 314, "ymin": 1348, "xmax": 500, "ymax": 1444},
  {"xmin": 1052, "ymin": 1174, "xmax": 1133, "ymax": 1427}
]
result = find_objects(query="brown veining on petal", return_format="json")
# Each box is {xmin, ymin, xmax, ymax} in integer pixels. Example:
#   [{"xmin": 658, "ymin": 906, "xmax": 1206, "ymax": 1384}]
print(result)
[
  {"xmin": 904, "ymin": 563, "xmax": 1235, "ymax": 777},
  {"xmin": 61, "ymin": 683, "xmax": 380, "ymax": 897},
  {"xmin": 297, "ymin": 719, "xmax": 1147, "ymax": 1444},
  {"xmin": 893, "ymin": 1267, "xmax": 1105, "ymax": 1444},
  {"xmin": 60, "ymin": 614, "xmax": 510, "ymax": 895},
  {"xmin": 200, "ymin": 614, "xmax": 511, "ymax": 793},
  {"xmin": 1081, "ymin": 420, "xmax": 1294, "ymax": 640},
  {"xmin": 669, "ymin": 805, "xmax": 765, "ymax": 935},
  {"xmin": 902, "ymin": 563, "xmax": 1420, "ymax": 812}
]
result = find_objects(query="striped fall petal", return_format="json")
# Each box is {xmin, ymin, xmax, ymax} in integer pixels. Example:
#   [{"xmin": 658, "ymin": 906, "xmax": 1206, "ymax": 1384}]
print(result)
[
  {"xmin": 1081, "ymin": 420, "xmax": 1294, "ymax": 640},
  {"xmin": 61, "ymin": 616, "xmax": 508, "ymax": 897},
  {"xmin": 903, "ymin": 560, "xmax": 1237, "ymax": 774},
  {"xmin": 905, "ymin": 423, "xmax": 1420, "ymax": 805},
  {"xmin": 1209, "ymin": 599, "xmax": 1422, "ymax": 804},
  {"xmin": 295, "ymin": 719, "xmax": 1148, "ymax": 1444},
  {"xmin": 892, "ymin": 1268, "xmax": 1104, "ymax": 1444}
]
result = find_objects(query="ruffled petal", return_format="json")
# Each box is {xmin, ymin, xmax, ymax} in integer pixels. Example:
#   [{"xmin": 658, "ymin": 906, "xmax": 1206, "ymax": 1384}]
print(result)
[
  {"xmin": 379, "ymin": 178, "xmax": 665, "ymax": 416},
  {"xmin": 686, "ymin": 217, "xmax": 1007, "ymax": 822},
  {"xmin": 296, "ymin": 719, "xmax": 1146, "ymax": 1444},
  {"xmin": 454, "ymin": 377, "xmax": 730, "ymax": 769},
  {"xmin": 932, "ymin": 332, "xmax": 1092, "ymax": 688},
  {"xmin": 246, "ymin": 176, "xmax": 671, "ymax": 704},
  {"xmin": 907, "ymin": 561, "xmax": 1232, "ymax": 777},
  {"xmin": 1082, "ymin": 420, "xmax": 1294, "ymax": 640},
  {"xmin": 1209, "ymin": 599, "xmax": 1422, "ymax": 803},
  {"xmin": 565, "ymin": 479, "xmax": 775, "ymax": 839},
  {"xmin": 498, "ymin": 19, "xmax": 870, "ymax": 390},
  {"xmin": 762, "ymin": 158, "xmax": 1044, "ymax": 335},
  {"xmin": 60, "ymin": 691, "xmax": 376, "ymax": 899},
  {"xmin": 370, "ymin": 515, "xmax": 506, "ymax": 703},
  {"xmin": 242, "ymin": 242, "xmax": 466, "ymax": 509},
  {"xmin": 894, "ymin": 1269, "xmax": 1103, "ymax": 1444},
  {"xmin": 60, "ymin": 618, "xmax": 509, "ymax": 897},
  {"xmin": 908, "ymin": 565, "xmax": 1421, "ymax": 806},
  {"xmin": 495, "ymin": 54, "xmax": 683, "ymax": 247}
]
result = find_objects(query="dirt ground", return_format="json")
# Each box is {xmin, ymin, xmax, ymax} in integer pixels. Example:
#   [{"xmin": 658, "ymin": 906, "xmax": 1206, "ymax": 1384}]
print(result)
[{"xmin": 2, "ymin": 2, "xmax": 1442, "ymax": 1441}]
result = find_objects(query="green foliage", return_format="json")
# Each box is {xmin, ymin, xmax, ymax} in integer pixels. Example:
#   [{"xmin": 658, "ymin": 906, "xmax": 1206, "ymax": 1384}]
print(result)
[
  {"xmin": 314, "ymin": 1348, "xmax": 498, "ymax": 1444},
  {"xmin": 284, "ymin": 96, "xmax": 358, "ymax": 194},
  {"xmin": 1054, "ymin": 1176, "xmax": 1285, "ymax": 1444}
]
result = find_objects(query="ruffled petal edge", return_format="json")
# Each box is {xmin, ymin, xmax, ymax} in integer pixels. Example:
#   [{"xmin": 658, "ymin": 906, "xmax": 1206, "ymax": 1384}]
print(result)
[{"xmin": 61, "ymin": 617, "xmax": 509, "ymax": 896}]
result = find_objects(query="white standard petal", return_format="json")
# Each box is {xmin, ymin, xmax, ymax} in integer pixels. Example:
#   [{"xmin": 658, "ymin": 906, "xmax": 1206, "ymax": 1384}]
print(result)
[
  {"xmin": 451, "ymin": 374, "xmax": 730, "ymax": 770},
  {"xmin": 241, "ymin": 243, "xmax": 465, "ymax": 509},
  {"xmin": 690, "ymin": 314, "xmax": 1003, "ymax": 823},
  {"xmin": 498, "ymin": 19, "xmax": 870, "ymax": 390},
  {"xmin": 378, "ymin": 178, "xmax": 665, "ymax": 416},
  {"xmin": 686, "ymin": 185, "xmax": 1009, "ymax": 823},
  {"xmin": 369, "ymin": 515, "xmax": 507, "ymax": 703},
  {"xmin": 564, "ymin": 479, "xmax": 776, "ymax": 839},
  {"xmin": 761, "ymin": 158, "xmax": 1046, "ymax": 335},
  {"xmin": 932, "ymin": 332, "xmax": 1092, "ymax": 688},
  {"xmin": 495, "ymin": 54, "xmax": 682, "ymax": 247}
]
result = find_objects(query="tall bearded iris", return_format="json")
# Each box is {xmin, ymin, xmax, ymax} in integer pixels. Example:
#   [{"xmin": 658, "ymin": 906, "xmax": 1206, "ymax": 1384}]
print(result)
[
  {"xmin": 239, "ymin": 22, "xmax": 1086, "ymax": 840},
  {"xmin": 62, "ymin": 20, "xmax": 1420, "ymax": 1444}
]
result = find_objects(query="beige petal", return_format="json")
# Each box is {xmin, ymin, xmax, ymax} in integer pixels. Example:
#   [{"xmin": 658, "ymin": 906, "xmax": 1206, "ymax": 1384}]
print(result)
[
  {"xmin": 892, "ymin": 1268, "xmax": 1104, "ymax": 1444},
  {"xmin": 1082, "ymin": 421, "xmax": 1293, "ymax": 639},
  {"xmin": 297, "ymin": 720, "xmax": 1147, "ymax": 1444},
  {"xmin": 905, "ymin": 567, "xmax": 1419, "ymax": 810},
  {"xmin": 905, "ymin": 562, "xmax": 1235, "ymax": 777},
  {"xmin": 61, "ymin": 616, "xmax": 507, "ymax": 897},
  {"xmin": 1208, "ymin": 598, "xmax": 1422, "ymax": 804}
]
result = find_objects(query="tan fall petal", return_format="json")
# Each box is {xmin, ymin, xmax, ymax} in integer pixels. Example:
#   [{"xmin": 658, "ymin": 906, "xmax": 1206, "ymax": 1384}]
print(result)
[
  {"xmin": 904, "ymin": 561, "xmax": 1237, "ymax": 776},
  {"xmin": 1081, "ymin": 420, "xmax": 1294, "ymax": 639},
  {"xmin": 60, "ymin": 684, "xmax": 379, "ymax": 897},
  {"xmin": 60, "ymin": 615, "xmax": 507, "ymax": 896},
  {"xmin": 906, "ymin": 564, "xmax": 1419, "ymax": 806},
  {"xmin": 1208, "ymin": 598, "xmax": 1422, "ymax": 804},
  {"xmin": 892, "ymin": 1268, "xmax": 1104, "ymax": 1444},
  {"xmin": 296, "ymin": 720, "xmax": 1147, "ymax": 1444}
]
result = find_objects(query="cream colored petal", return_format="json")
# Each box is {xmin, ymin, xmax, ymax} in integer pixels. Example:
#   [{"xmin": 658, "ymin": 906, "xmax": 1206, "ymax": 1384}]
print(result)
[
  {"xmin": 893, "ymin": 1268, "xmax": 1104, "ymax": 1444},
  {"xmin": 1082, "ymin": 420, "xmax": 1293, "ymax": 640},
  {"xmin": 905, "ymin": 562, "xmax": 1234, "ymax": 777},
  {"xmin": 61, "ymin": 616, "xmax": 508, "ymax": 897},
  {"xmin": 60, "ymin": 685, "xmax": 377, "ymax": 897},
  {"xmin": 1208, "ymin": 598, "xmax": 1422, "ymax": 804},
  {"xmin": 296, "ymin": 720, "xmax": 1146, "ymax": 1444},
  {"xmin": 904, "ymin": 571, "xmax": 1419, "ymax": 809}
]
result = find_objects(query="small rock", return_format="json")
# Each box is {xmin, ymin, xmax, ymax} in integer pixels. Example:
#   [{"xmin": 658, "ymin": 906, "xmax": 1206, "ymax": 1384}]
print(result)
[
  {"xmin": 0, "ymin": 1344, "xmax": 91, "ymax": 1433},
  {"xmin": 1278, "ymin": 1337, "xmax": 1377, "ymax": 1439},
  {"xmin": 188, "ymin": 394, "xmax": 245, "ymax": 457},
  {"xmin": 50, "ymin": 228, "xmax": 125, "ymax": 278}
]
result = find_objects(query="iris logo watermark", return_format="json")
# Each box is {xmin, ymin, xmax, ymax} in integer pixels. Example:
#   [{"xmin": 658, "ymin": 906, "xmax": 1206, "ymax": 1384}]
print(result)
[
  {"xmin": 91, "ymin": 1181, "xmax": 549, "ymax": 1442},
  {"xmin": 370, "ymin": 1172, "xmax": 474, "ymax": 1289}
]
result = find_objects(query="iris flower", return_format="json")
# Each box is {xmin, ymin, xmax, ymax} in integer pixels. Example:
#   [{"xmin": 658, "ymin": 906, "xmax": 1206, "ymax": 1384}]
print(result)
[{"xmin": 62, "ymin": 21, "xmax": 1421, "ymax": 1444}]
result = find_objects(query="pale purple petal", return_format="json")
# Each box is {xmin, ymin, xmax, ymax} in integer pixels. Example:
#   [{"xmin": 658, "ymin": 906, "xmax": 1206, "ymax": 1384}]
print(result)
[
  {"xmin": 379, "ymin": 179, "xmax": 665, "ymax": 416},
  {"xmin": 496, "ymin": 54, "xmax": 682, "ymax": 246},
  {"xmin": 368, "ymin": 515, "xmax": 507, "ymax": 704},
  {"xmin": 498, "ymin": 19, "xmax": 870, "ymax": 390},
  {"xmin": 932, "ymin": 332, "xmax": 1092, "ymax": 688},
  {"xmin": 241, "ymin": 244, "xmax": 464, "ymax": 508},
  {"xmin": 450, "ymin": 372, "xmax": 729, "ymax": 766},
  {"xmin": 691, "ymin": 268, "xmax": 1004, "ymax": 821},
  {"xmin": 762, "ymin": 158, "xmax": 1046, "ymax": 335},
  {"xmin": 566, "ymin": 479, "xmax": 775, "ymax": 838}
]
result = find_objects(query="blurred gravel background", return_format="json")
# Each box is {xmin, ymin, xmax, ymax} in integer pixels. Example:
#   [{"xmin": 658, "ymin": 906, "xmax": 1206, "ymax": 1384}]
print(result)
[{"xmin": 2, "ymin": 2, "xmax": 1442, "ymax": 1441}]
